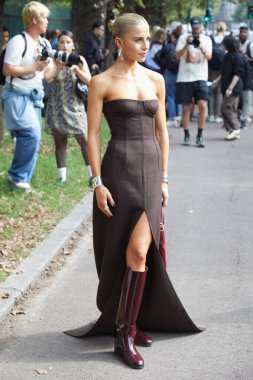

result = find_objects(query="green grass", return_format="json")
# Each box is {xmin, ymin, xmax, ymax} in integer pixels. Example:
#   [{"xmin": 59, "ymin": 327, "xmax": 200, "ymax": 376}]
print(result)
[{"xmin": 0, "ymin": 118, "xmax": 110, "ymax": 282}]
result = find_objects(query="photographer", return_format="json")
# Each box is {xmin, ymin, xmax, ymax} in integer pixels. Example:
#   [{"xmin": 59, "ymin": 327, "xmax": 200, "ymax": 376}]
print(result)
[
  {"xmin": 44, "ymin": 31, "xmax": 92, "ymax": 185},
  {"xmin": 2, "ymin": 1, "xmax": 53, "ymax": 192},
  {"xmin": 175, "ymin": 16, "xmax": 212, "ymax": 147}
]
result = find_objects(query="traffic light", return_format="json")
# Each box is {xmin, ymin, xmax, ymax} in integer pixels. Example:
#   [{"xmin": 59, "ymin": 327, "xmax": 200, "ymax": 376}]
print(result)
[
  {"xmin": 204, "ymin": 7, "xmax": 212, "ymax": 23},
  {"xmin": 248, "ymin": 5, "xmax": 253, "ymax": 20}
]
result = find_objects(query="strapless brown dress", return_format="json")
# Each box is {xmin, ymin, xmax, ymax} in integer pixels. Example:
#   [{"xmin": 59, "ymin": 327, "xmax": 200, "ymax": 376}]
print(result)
[{"xmin": 65, "ymin": 99, "xmax": 202, "ymax": 337}]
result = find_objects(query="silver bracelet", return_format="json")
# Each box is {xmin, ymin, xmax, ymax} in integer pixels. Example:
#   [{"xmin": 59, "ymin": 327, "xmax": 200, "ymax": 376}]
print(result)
[
  {"xmin": 92, "ymin": 176, "xmax": 103, "ymax": 190},
  {"xmin": 162, "ymin": 171, "xmax": 168, "ymax": 183}
]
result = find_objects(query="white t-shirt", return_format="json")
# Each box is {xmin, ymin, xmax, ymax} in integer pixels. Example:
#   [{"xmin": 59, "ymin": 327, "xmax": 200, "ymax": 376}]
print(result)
[
  {"xmin": 238, "ymin": 39, "xmax": 253, "ymax": 58},
  {"xmin": 176, "ymin": 33, "xmax": 212, "ymax": 82},
  {"xmin": 4, "ymin": 31, "xmax": 51, "ymax": 90}
]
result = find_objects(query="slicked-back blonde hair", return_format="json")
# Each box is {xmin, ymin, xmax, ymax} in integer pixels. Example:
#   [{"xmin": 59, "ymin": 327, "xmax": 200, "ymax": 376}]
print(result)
[
  {"xmin": 109, "ymin": 13, "xmax": 149, "ymax": 38},
  {"xmin": 23, "ymin": 1, "xmax": 50, "ymax": 29}
]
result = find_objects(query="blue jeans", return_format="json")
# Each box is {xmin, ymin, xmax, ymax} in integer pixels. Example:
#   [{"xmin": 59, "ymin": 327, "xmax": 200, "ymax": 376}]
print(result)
[
  {"xmin": 164, "ymin": 69, "xmax": 181, "ymax": 119},
  {"xmin": 2, "ymin": 85, "xmax": 43, "ymax": 183},
  {"xmin": 8, "ymin": 112, "xmax": 41, "ymax": 183}
]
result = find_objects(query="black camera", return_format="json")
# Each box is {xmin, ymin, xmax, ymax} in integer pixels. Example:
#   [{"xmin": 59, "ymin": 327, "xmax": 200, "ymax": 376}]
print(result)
[
  {"xmin": 40, "ymin": 47, "xmax": 82, "ymax": 66},
  {"xmin": 91, "ymin": 66, "xmax": 101, "ymax": 76},
  {"xmin": 188, "ymin": 35, "xmax": 200, "ymax": 48}
]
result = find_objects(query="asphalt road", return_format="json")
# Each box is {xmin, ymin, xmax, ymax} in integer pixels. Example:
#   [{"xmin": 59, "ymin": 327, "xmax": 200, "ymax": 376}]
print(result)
[{"xmin": 0, "ymin": 121, "xmax": 253, "ymax": 380}]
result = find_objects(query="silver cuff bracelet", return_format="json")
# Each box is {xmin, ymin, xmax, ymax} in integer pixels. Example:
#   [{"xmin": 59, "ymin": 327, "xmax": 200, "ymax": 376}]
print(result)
[
  {"xmin": 92, "ymin": 176, "xmax": 103, "ymax": 190},
  {"xmin": 162, "ymin": 172, "xmax": 168, "ymax": 183}
]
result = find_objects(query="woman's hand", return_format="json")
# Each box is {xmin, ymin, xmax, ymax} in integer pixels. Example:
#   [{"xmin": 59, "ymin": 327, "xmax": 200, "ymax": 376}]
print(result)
[
  {"xmin": 95, "ymin": 185, "xmax": 115, "ymax": 217},
  {"xmin": 162, "ymin": 182, "xmax": 169, "ymax": 208},
  {"xmin": 69, "ymin": 55, "xmax": 91, "ymax": 85},
  {"xmin": 225, "ymin": 88, "xmax": 233, "ymax": 97},
  {"xmin": 68, "ymin": 64, "xmax": 79, "ymax": 73}
]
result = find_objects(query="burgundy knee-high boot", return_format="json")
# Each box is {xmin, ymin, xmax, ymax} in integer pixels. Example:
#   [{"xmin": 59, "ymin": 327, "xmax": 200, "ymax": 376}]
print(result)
[
  {"xmin": 114, "ymin": 267, "xmax": 148, "ymax": 369},
  {"xmin": 135, "ymin": 327, "xmax": 153, "ymax": 347}
]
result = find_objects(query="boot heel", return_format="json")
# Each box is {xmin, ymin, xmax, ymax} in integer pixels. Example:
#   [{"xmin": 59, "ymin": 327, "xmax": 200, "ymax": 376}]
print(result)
[{"xmin": 114, "ymin": 346, "xmax": 122, "ymax": 356}]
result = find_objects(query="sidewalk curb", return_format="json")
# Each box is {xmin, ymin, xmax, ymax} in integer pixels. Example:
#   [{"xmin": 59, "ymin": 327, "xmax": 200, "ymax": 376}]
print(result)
[{"xmin": 0, "ymin": 190, "xmax": 93, "ymax": 323}]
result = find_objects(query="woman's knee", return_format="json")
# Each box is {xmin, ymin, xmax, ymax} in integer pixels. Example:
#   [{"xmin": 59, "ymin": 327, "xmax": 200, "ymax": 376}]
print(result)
[
  {"xmin": 75, "ymin": 133, "xmax": 87, "ymax": 146},
  {"xmin": 221, "ymin": 102, "xmax": 230, "ymax": 115},
  {"xmin": 127, "ymin": 245, "xmax": 148, "ymax": 266}
]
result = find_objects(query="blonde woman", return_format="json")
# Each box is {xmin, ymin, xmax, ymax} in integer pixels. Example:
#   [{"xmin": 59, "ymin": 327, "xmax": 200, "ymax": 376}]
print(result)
[{"xmin": 65, "ymin": 13, "xmax": 201, "ymax": 369}]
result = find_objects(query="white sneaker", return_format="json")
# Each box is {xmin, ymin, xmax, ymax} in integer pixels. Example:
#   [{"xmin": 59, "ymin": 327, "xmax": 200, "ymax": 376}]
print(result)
[
  {"xmin": 214, "ymin": 117, "xmax": 223, "ymax": 123},
  {"xmin": 8, "ymin": 176, "xmax": 31, "ymax": 191},
  {"xmin": 166, "ymin": 119, "xmax": 178, "ymax": 128},
  {"xmin": 240, "ymin": 116, "xmax": 252, "ymax": 123},
  {"xmin": 208, "ymin": 115, "xmax": 215, "ymax": 122},
  {"xmin": 225, "ymin": 130, "xmax": 240, "ymax": 140}
]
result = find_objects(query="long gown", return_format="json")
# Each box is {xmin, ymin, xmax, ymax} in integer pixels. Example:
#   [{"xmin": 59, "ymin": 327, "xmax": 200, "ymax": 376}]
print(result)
[{"xmin": 65, "ymin": 99, "xmax": 202, "ymax": 337}]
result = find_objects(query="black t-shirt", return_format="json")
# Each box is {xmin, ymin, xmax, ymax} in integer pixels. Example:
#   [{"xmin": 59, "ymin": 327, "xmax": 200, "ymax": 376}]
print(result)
[{"xmin": 221, "ymin": 51, "xmax": 244, "ymax": 96}]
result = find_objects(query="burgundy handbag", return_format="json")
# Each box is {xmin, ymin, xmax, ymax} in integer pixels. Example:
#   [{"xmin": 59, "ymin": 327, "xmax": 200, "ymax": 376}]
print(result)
[{"xmin": 159, "ymin": 207, "xmax": 167, "ymax": 267}]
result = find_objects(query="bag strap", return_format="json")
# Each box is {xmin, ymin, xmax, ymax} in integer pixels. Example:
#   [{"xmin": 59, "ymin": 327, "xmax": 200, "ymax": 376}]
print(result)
[{"xmin": 11, "ymin": 32, "xmax": 36, "ymax": 85}]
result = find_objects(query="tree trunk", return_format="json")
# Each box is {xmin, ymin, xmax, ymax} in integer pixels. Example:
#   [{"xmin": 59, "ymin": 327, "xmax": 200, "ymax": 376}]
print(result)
[
  {"xmin": 72, "ymin": 0, "xmax": 107, "ymax": 55},
  {"xmin": 0, "ymin": 0, "xmax": 5, "ymax": 50}
]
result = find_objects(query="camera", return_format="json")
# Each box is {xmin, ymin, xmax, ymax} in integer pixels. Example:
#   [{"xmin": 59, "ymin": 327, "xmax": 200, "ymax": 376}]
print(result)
[
  {"xmin": 40, "ymin": 47, "xmax": 82, "ymax": 66},
  {"xmin": 91, "ymin": 66, "xmax": 101, "ymax": 76},
  {"xmin": 188, "ymin": 35, "xmax": 200, "ymax": 48}
]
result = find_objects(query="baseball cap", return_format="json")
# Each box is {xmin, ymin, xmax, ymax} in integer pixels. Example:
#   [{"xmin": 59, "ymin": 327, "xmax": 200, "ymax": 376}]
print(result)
[
  {"xmin": 170, "ymin": 21, "xmax": 181, "ymax": 33},
  {"xmin": 239, "ymin": 23, "xmax": 249, "ymax": 30},
  {"xmin": 190, "ymin": 16, "xmax": 203, "ymax": 29}
]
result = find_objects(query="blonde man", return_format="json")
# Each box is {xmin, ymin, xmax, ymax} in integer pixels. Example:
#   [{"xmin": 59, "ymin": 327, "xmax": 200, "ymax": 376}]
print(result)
[{"xmin": 2, "ymin": 1, "xmax": 53, "ymax": 192}]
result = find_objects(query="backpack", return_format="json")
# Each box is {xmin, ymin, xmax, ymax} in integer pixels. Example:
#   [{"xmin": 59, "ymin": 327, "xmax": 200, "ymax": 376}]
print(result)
[
  {"xmin": 163, "ymin": 43, "xmax": 179, "ymax": 74},
  {"xmin": 240, "ymin": 53, "xmax": 253, "ymax": 90},
  {"xmin": 0, "ymin": 33, "xmax": 27, "ymax": 85},
  {"xmin": 209, "ymin": 36, "xmax": 225, "ymax": 71},
  {"xmin": 153, "ymin": 48, "xmax": 167, "ymax": 73},
  {"xmin": 246, "ymin": 42, "xmax": 253, "ymax": 68}
]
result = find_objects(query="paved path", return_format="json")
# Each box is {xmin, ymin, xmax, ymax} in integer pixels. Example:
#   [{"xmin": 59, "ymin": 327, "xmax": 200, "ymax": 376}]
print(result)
[{"xmin": 0, "ymin": 122, "xmax": 253, "ymax": 379}]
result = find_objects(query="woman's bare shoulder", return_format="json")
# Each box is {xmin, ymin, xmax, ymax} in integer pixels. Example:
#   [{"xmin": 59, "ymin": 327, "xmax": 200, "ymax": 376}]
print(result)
[
  {"xmin": 140, "ymin": 66, "xmax": 165, "ymax": 95},
  {"xmin": 89, "ymin": 71, "xmax": 113, "ymax": 98},
  {"xmin": 145, "ymin": 67, "xmax": 164, "ymax": 85},
  {"xmin": 89, "ymin": 70, "xmax": 111, "ymax": 86}
]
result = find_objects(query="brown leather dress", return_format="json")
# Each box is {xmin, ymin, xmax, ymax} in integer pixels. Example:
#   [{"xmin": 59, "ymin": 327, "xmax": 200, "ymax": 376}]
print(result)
[{"xmin": 65, "ymin": 99, "xmax": 201, "ymax": 337}]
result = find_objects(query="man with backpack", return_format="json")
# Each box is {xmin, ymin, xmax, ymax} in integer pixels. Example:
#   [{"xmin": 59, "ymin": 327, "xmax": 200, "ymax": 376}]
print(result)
[
  {"xmin": 238, "ymin": 23, "xmax": 253, "ymax": 129},
  {"xmin": 208, "ymin": 22, "xmax": 226, "ymax": 123},
  {"xmin": 1, "ymin": 1, "xmax": 53, "ymax": 192}
]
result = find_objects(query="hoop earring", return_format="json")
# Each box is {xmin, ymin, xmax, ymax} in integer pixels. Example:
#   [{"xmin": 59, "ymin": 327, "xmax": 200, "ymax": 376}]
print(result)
[{"xmin": 118, "ymin": 47, "xmax": 124, "ymax": 61}]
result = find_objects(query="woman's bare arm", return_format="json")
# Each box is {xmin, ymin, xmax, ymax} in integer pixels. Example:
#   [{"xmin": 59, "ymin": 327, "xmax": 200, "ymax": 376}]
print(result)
[
  {"xmin": 152, "ymin": 72, "xmax": 169, "ymax": 207},
  {"xmin": 87, "ymin": 74, "xmax": 115, "ymax": 217}
]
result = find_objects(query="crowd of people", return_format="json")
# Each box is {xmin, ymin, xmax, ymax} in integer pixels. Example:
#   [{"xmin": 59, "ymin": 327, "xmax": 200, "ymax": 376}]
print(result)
[
  {"xmin": 1, "ymin": 3, "xmax": 252, "ymax": 192},
  {"xmin": 144, "ymin": 18, "xmax": 253, "ymax": 147}
]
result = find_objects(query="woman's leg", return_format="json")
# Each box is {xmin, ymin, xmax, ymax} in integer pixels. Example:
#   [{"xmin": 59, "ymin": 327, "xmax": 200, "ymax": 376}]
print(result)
[
  {"xmin": 114, "ymin": 213, "xmax": 152, "ymax": 369},
  {"xmin": 52, "ymin": 129, "xmax": 68, "ymax": 181},
  {"xmin": 75, "ymin": 133, "xmax": 89, "ymax": 164},
  {"xmin": 221, "ymin": 96, "xmax": 239, "ymax": 132},
  {"xmin": 126, "ymin": 212, "xmax": 152, "ymax": 271},
  {"xmin": 75, "ymin": 133, "xmax": 92, "ymax": 181}
]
